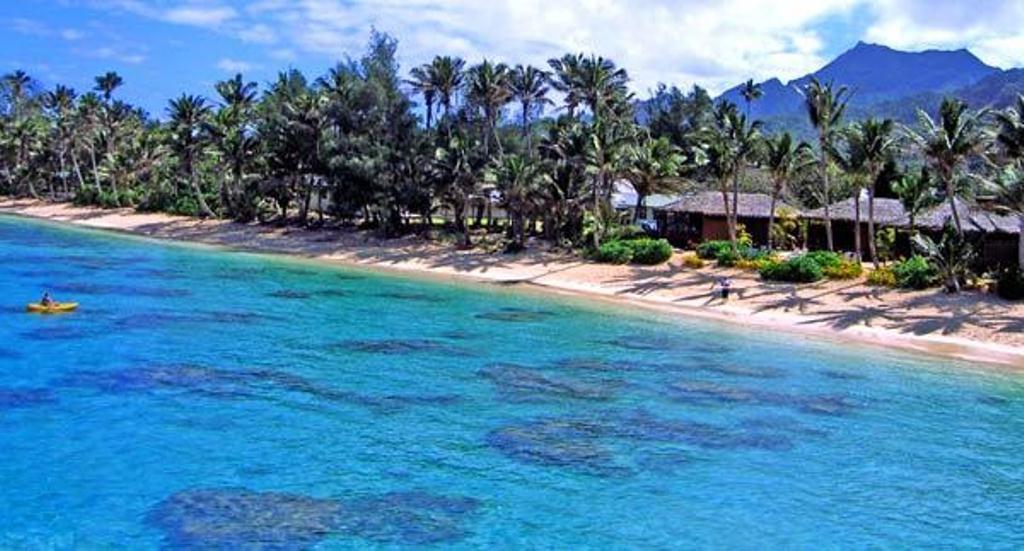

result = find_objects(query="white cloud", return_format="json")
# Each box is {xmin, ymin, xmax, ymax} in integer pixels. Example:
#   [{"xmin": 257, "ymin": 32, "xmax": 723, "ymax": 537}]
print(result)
[
  {"xmin": 90, "ymin": 46, "xmax": 146, "ymax": 64},
  {"xmin": 60, "ymin": 29, "xmax": 86, "ymax": 41},
  {"xmin": 217, "ymin": 58, "xmax": 257, "ymax": 73},
  {"xmin": 863, "ymin": 1, "xmax": 1024, "ymax": 68},
  {"xmin": 81, "ymin": 1, "xmax": 1024, "ymax": 94}
]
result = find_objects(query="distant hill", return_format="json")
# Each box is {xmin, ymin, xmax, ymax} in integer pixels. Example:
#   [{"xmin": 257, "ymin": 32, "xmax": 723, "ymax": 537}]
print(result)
[{"xmin": 710, "ymin": 42, "xmax": 1022, "ymax": 136}]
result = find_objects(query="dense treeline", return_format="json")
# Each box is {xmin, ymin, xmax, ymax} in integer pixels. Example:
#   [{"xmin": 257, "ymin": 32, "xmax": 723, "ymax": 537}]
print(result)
[{"xmin": 1, "ymin": 32, "xmax": 1022, "ymax": 275}]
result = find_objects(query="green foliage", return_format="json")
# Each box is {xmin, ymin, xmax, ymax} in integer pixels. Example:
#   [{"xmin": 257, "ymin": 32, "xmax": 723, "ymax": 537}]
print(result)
[
  {"xmin": 629, "ymin": 238, "xmax": 674, "ymax": 265},
  {"xmin": 606, "ymin": 225, "xmax": 648, "ymax": 242},
  {"xmin": 875, "ymin": 227, "xmax": 897, "ymax": 263},
  {"xmin": 595, "ymin": 240, "xmax": 634, "ymax": 264},
  {"xmin": 911, "ymin": 224, "xmax": 976, "ymax": 293},
  {"xmin": 823, "ymin": 258, "xmax": 864, "ymax": 280},
  {"xmin": 996, "ymin": 267, "xmax": 1024, "ymax": 301},
  {"xmin": 682, "ymin": 253, "xmax": 705, "ymax": 269},
  {"xmin": 867, "ymin": 266, "xmax": 897, "ymax": 287},
  {"xmin": 892, "ymin": 256, "xmax": 938, "ymax": 290},
  {"xmin": 696, "ymin": 240, "xmax": 733, "ymax": 260},
  {"xmin": 759, "ymin": 255, "xmax": 825, "ymax": 283},
  {"xmin": 595, "ymin": 238, "xmax": 673, "ymax": 266},
  {"xmin": 803, "ymin": 250, "xmax": 842, "ymax": 270},
  {"xmin": 715, "ymin": 247, "xmax": 741, "ymax": 267}
]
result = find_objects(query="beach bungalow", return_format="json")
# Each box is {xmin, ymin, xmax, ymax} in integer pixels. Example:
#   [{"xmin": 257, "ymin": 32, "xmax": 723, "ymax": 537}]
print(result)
[
  {"xmin": 653, "ymin": 192, "xmax": 800, "ymax": 248},
  {"xmin": 806, "ymin": 196, "xmax": 1021, "ymax": 267},
  {"xmin": 611, "ymin": 181, "xmax": 682, "ymax": 223}
]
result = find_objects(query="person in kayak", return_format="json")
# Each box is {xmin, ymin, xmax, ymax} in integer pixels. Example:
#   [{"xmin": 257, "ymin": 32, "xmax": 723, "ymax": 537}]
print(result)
[{"xmin": 40, "ymin": 292, "xmax": 55, "ymax": 306}]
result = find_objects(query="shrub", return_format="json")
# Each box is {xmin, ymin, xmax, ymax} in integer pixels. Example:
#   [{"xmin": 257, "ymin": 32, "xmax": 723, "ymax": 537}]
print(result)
[
  {"xmin": 759, "ymin": 255, "xmax": 825, "ymax": 283},
  {"xmin": 630, "ymin": 238, "xmax": 674, "ymax": 265},
  {"xmin": 715, "ymin": 247, "xmax": 742, "ymax": 267},
  {"xmin": 823, "ymin": 258, "xmax": 864, "ymax": 280},
  {"xmin": 892, "ymin": 255, "xmax": 937, "ymax": 290},
  {"xmin": 169, "ymin": 196, "xmax": 200, "ymax": 217},
  {"xmin": 595, "ymin": 240, "xmax": 634, "ymax": 264},
  {"xmin": 804, "ymin": 250, "xmax": 843, "ymax": 270},
  {"xmin": 607, "ymin": 225, "xmax": 647, "ymax": 242},
  {"xmin": 996, "ymin": 267, "xmax": 1024, "ymax": 301},
  {"xmin": 682, "ymin": 253, "xmax": 705, "ymax": 269},
  {"xmin": 866, "ymin": 267, "xmax": 897, "ymax": 287},
  {"xmin": 696, "ymin": 240, "xmax": 733, "ymax": 260}
]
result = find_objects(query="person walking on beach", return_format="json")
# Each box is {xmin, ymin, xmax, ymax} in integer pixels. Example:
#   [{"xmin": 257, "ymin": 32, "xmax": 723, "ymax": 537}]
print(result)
[{"xmin": 713, "ymin": 277, "xmax": 733, "ymax": 302}]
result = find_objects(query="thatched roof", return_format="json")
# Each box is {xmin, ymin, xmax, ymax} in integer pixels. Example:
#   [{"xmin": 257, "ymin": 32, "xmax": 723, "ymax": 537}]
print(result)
[
  {"xmin": 806, "ymin": 196, "xmax": 1021, "ymax": 234},
  {"xmin": 805, "ymin": 197, "xmax": 909, "ymax": 226},
  {"xmin": 659, "ymin": 192, "xmax": 800, "ymax": 218},
  {"xmin": 917, "ymin": 197, "xmax": 1020, "ymax": 234}
]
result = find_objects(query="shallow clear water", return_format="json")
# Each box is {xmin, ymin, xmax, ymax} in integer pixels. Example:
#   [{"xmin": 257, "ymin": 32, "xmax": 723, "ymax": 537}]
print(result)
[{"xmin": 1, "ymin": 215, "xmax": 1022, "ymax": 548}]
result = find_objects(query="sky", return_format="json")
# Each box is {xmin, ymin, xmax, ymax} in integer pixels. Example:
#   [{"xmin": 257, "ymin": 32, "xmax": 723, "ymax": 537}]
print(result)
[{"xmin": 5, "ymin": 1, "xmax": 1024, "ymax": 116}]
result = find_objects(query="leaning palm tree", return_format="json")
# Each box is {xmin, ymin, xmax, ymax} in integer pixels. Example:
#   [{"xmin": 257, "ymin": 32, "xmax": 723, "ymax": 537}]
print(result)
[
  {"xmin": 994, "ymin": 94, "xmax": 1024, "ymax": 162},
  {"xmin": 984, "ymin": 166, "xmax": 1024, "ymax": 270},
  {"xmin": 739, "ymin": 79, "xmax": 763, "ymax": 119},
  {"xmin": 892, "ymin": 168, "xmax": 939, "ymax": 238},
  {"xmin": 804, "ymin": 78, "xmax": 850, "ymax": 251},
  {"xmin": 406, "ymin": 64, "xmax": 437, "ymax": 130},
  {"xmin": 625, "ymin": 135, "xmax": 684, "ymax": 223},
  {"xmin": 167, "ymin": 94, "xmax": 215, "ymax": 218},
  {"xmin": 764, "ymin": 132, "xmax": 813, "ymax": 250},
  {"xmin": 508, "ymin": 65, "xmax": 552, "ymax": 150},
  {"xmin": 906, "ymin": 98, "xmax": 989, "ymax": 235}
]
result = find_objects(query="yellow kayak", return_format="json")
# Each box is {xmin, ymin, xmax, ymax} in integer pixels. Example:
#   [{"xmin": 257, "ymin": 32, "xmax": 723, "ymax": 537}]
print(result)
[{"xmin": 26, "ymin": 302, "xmax": 79, "ymax": 314}]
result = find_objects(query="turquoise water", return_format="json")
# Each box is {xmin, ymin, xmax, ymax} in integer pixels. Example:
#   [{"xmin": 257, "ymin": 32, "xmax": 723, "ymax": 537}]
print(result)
[{"xmin": 1, "ymin": 215, "xmax": 1023, "ymax": 548}]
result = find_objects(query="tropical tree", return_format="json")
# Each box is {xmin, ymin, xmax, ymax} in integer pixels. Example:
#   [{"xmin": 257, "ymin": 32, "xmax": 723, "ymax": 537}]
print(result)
[
  {"xmin": 907, "ymin": 98, "xmax": 989, "ymax": 235},
  {"xmin": 465, "ymin": 60, "xmax": 511, "ymax": 158},
  {"xmin": 547, "ymin": 53, "xmax": 585, "ymax": 118},
  {"xmin": 763, "ymin": 132, "xmax": 812, "ymax": 250},
  {"xmin": 984, "ymin": 166, "xmax": 1024, "ymax": 270},
  {"xmin": 209, "ymin": 74, "xmax": 260, "ymax": 219},
  {"xmin": 428, "ymin": 56, "xmax": 465, "ymax": 122},
  {"xmin": 493, "ymin": 154, "xmax": 542, "ymax": 249},
  {"xmin": 166, "ymin": 94, "xmax": 215, "ymax": 217},
  {"xmin": 804, "ymin": 78, "xmax": 850, "ymax": 251},
  {"xmin": 913, "ymin": 224, "xmax": 975, "ymax": 293},
  {"xmin": 739, "ymin": 79, "xmax": 763, "ymax": 119},
  {"xmin": 406, "ymin": 63, "xmax": 436, "ymax": 130},
  {"xmin": 509, "ymin": 64, "xmax": 552, "ymax": 150},
  {"xmin": 892, "ymin": 167, "xmax": 939, "ymax": 237},
  {"xmin": 993, "ymin": 94, "xmax": 1024, "ymax": 161},
  {"xmin": 625, "ymin": 135, "xmax": 684, "ymax": 222}
]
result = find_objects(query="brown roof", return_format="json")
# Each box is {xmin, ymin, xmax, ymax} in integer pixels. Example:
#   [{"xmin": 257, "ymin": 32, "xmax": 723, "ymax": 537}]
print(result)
[
  {"xmin": 659, "ymin": 192, "xmax": 800, "ymax": 218},
  {"xmin": 917, "ymin": 197, "xmax": 1020, "ymax": 234},
  {"xmin": 805, "ymin": 197, "xmax": 908, "ymax": 226},
  {"xmin": 806, "ymin": 196, "xmax": 1021, "ymax": 234}
]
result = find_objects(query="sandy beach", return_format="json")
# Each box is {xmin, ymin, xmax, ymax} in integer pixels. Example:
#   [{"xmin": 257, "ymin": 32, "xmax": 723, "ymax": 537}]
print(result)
[{"xmin": 2, "ymin": 197, "xmax": 1022, "ymax": 368}]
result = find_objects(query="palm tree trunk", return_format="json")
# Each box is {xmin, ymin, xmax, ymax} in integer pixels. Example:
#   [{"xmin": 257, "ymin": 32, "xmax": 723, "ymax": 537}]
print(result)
[
  {"xmin": 188, "ymin": 154, "xmax": 214, "ymax": 218},
  {"xmin": 731, "ymin": 166, "xmax": 742, "ymax": 245},
  {"xmin": 634, "ymin": 192, "xmax": 645, "ymax": 224},
  {"xmin": 71, "ymin": 153, "xmax": 86, "ymax": 192},
  {"xmin": 767, "ymin": 188, "xmax": 779, "ymax": 251},
  {"xmin": 1018, "ymin": 215, "xmax": 1024, "ymax": 271},
  {"xmin": 947, "ymin": 178, "xmax": 964, "ymax": 235},
  {"xmin": 426, "ymin": 101, "xmax": 434, "ymax": 131},
  {"xmin": 89, "ymin": 147, "xmax": 102, "ymax": 193},
  {"xmin": 720, "ymin": 182, "xmax": 735, "ymax": 245},
  {"xmin": 819, "ymin": 140, "xmax": 834, "ymax": 251},
  {"xmin": 853, "ymin": 192, "xmax": 862, "ymax": 261},
  {"xmin": 867, "ymin": 183, "xmax": 878, "ymax": 268}
]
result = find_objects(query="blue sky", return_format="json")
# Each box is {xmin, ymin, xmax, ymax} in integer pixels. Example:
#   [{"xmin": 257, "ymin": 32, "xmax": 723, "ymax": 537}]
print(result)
[{"xmin": 5, "ymin": 1, "xmax": 1024, "ymax": 116}]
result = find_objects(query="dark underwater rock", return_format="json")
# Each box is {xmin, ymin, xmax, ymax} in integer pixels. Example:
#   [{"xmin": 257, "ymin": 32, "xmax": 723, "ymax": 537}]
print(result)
[
  {"xmin": 480, "ymin": 364, "xmax": 620, "ymax": 402},
  {"xmin": 0, "ymin": 388, "xmax": 57, "ymax": 409},
  {"xmin": 473, "ymin": 307, "xmax": 556, "ymax": 323}
]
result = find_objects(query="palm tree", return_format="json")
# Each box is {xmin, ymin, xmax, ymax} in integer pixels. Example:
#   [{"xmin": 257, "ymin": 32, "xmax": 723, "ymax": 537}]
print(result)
[
  {"xmin": 210, "ymin": 74, "xmax": 259, "ymax": 219},
  {"xmin": 892, "ymin": 168, "xmax": 939, "ymax": 238},
  {"xmin": 547, "ymin": 53, "xmax": 585, "ymax": 118},
  {"xmin": 167, "ymin": 94, "xmax": 215, "ymax": 218},
  {"xmin": 465, "ymin": 60, "xmax": 511, "ymax": 158},
  {"xmin": 907, "ymin": 97, "xmax": 989, "ymax": 235},
  {"xmin": 576, "ymin": 55, "xmax": 630, "ymax": 122},
  {"xmin": 625, "ymin": 135, "xmax": 684, "ymax": 223},
  {"xmin": 843, "ymin": 118, "xmax": 898, "ymax": 266},
  {"xmin": 994, "ymin": 94, "xmax": 1024, "ymax": 161},
  {"xmin": 740, "ymin": 79, "xmax": 763, "ymax": 119},
  {"xmin": 3, "ymin": 70, "xmax": 34, "ymax": 118},
  {"xmin": 984, "ymin": 166, "xmax": 1024, "ymax": 270},
  {"xmin": 429, "ymin": 56, "xmax": 465, "ymax": 122},
  {"xmin": 493, "ymin": 154, "xmax": 542, "ymax": 249},
  {"xmin": 804, "ymin": 78, "xmax": 850, "ymax": 251},
  {"xmin": 42, "ymin": 85, "xmax": 77, "ymax": 194},
  {"xmin": 94, "ymin": 72, "xmax": 123, "ymax": 103},
  {"xmin": 764, "ymin": 132, "xmax": 812, "ymax": 250},
  {"xmin": 406, "ymin": 64, "xmax": 436, "ymax": 130},
  {"xmin": 508, "ymin": 65, "xmax": 552, "ymax": 150}
]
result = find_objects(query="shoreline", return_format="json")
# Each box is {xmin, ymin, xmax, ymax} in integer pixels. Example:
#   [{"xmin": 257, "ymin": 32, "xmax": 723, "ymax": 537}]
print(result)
[{"xmin": 2, "ymin": 198, "xmax": 1022, "ymax": 370}]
